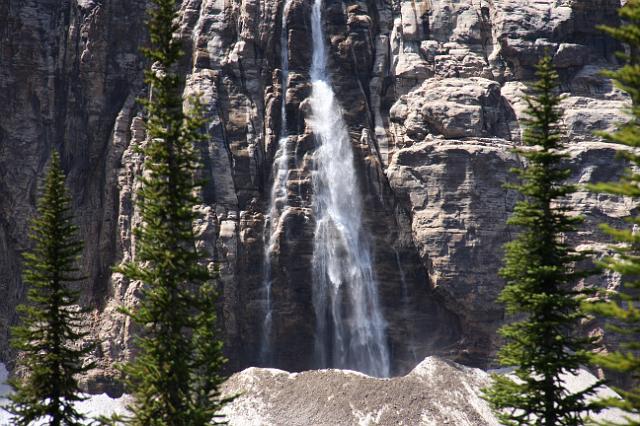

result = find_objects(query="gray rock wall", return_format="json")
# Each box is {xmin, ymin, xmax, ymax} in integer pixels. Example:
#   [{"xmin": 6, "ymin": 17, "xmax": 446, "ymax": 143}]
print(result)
[
  {"xmin": 0, "ymin": 0, "xmax": 631, "ymax": 391},
  {"xmin": 0, "ymin": 1, "xmax": 149, "ymax": 389}
]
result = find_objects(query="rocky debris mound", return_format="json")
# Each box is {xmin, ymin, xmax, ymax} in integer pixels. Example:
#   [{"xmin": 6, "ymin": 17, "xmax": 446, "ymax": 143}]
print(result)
[{"xmin": 220, "ymin": 356, "xmax": 626, "ymax": 426}]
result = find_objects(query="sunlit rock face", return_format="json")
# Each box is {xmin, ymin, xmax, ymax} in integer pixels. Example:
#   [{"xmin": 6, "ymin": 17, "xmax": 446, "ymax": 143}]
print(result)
[{"xmin": 0, "ymin": 0, "xmax": 631, "ymax": 392}]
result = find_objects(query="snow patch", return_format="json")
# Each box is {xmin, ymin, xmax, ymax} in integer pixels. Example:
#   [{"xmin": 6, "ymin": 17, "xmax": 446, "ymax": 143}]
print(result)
[
  {"xmin": 561, "ymin": 368, "xmax": 632, "ymax": 424},
  {"xmin": 0, "ymin": 364, "xmax": 10, "ymax": 397},
  {"xmin": 493, "ymin": 365, "xmax": 634, "ymax": 424},
  {"xmin": 0, "ymin": 363, "xmax": 127, "ymax": 425},
  {"xmin": 352, "ymin": 404, "xmax": 386, "ymax": 425}
]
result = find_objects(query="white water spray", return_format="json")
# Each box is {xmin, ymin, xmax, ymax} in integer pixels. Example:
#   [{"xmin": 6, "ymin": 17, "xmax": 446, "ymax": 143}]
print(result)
[
  {"xmin": 261, "ymin": 0, "xmax": 293, "ymax": 363},
  {"xmin": 309, "ymin": 0, "xmax": 390, "ymax": 377}
]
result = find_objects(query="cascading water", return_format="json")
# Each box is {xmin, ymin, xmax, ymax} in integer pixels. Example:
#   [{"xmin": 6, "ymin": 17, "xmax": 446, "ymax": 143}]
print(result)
[
  {"xmin": 308, "ymin": 0, "xmax": 390, "ymax": 377},
  {"xmin": 260, "ymin": 0, "xmax": 293, "ymax": 363}
]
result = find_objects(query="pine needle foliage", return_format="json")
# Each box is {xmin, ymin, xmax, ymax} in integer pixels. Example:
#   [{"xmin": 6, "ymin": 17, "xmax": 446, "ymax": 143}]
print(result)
[
  {"xmin": 113, "ymin": 0, "xmax": 229, "ymax": 425},
  {"xmin": 584, "ymin": 2, "xmax": 640, "ymax": 424},
  {"xmin": 7, "ymin": 151, "xmax": 93, "ymax": 426},
  {"xmin": 483, "ymin": 56, "xmax": 603, "ymax": 426}
]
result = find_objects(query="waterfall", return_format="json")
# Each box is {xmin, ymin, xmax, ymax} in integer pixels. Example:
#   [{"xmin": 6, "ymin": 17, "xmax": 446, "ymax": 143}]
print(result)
[
  {"xmin": 260, "ymin": 0, "xmax": 293, "ymax": 363},
  {"xmin": 309, "ymin": 0, "xmax": 390, "ymax": 377}
]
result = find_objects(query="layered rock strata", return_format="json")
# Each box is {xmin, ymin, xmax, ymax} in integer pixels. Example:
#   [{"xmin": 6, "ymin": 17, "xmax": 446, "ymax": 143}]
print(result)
[{"xmin": 0, "ymin": 0, "xmax": 631, "ymax": 391}]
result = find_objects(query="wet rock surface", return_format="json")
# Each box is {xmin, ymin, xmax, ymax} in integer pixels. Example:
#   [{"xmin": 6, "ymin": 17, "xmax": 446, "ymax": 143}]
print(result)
[{"xmin": 0, "ymin": 0, "xmax": 632, "ymax": 391}]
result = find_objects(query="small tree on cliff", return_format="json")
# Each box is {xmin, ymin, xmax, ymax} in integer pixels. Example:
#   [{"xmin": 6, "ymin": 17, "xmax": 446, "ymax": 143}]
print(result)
[
  {"xmin": 7, "ymin": 151, "xmax": 93, "ymax": 426},
  {"xmin": 115, "ymin": 0, "xmax": 229, "ymax": 424},
  {"xmin": 584, "ymin": 1, "xmax": 640, "ymax": 424},
  {"xmin": 483, "ymin": 56, "xmax": 603, "ymax": 426}
]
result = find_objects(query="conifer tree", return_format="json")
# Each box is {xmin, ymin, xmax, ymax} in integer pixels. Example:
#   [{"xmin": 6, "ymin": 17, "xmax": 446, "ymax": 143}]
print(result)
[
  {"xmin": 585, "ymin": 1, "xmax": 640, "ymax": 424},
  {"xmin": 114, "ymin": 0, "xmax": 229, "ymax": 424},
  {"xmin": 483, "ymin": 56, "xmax": 603, "ymax": 426},
  {"xmin": 7, "ymin": 151, "xmax": 92, "ymax": 426}
]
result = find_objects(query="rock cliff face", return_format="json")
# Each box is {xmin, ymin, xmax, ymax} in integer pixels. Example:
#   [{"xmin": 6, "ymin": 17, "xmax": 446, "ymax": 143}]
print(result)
[{"xmin": 0, "ymin": 0, "xmax": 631, "ymax": 391}]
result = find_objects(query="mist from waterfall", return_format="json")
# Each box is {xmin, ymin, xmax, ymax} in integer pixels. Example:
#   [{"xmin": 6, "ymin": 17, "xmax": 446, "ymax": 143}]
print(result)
[
  {"xmin": 260, "ymin": 0, "xmax": 293, "ymax": 364},
  {"xmin": 308, "ymin": 0, "xmax": 390, "ymax": 377}
]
